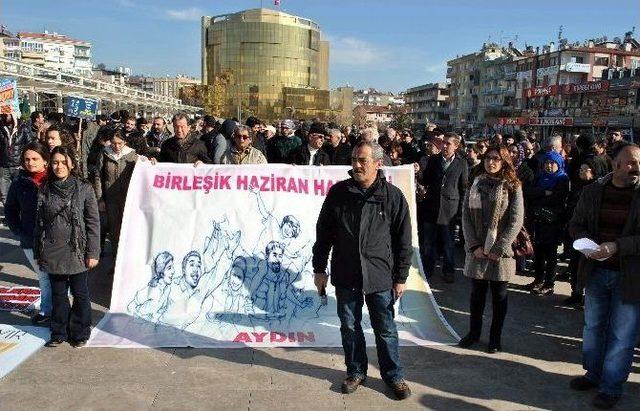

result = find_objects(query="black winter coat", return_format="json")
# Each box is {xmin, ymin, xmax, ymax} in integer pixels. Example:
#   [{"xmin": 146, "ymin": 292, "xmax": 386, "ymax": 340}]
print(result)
[
  {"xmin": 288, "ymin": 144, "xmax": 332, "ymax": 166},
  {"xmin": 527, "ymin": 176, "xmax": 569, "ymax": 245},
  {"xmin": 324, "ymin": 143, "xmax": 352, "ymax": 166},
  {"xmin": 312, "ymin": 171, "xmax": 413, "ymax": 294},
  {"xmin": 0, "ymin": 124, "xmax": 31, "ymax": 168},
  {"xmin": 34, "ymin": 177, "xmax": 101, "ymax": 275},
  {"xmin": 159, "ymin": 133, "xmax": 211, "ymax": 164},
  {"xmin": 5, "ymin": 171, "xmax": 40, "ymax": 248}
]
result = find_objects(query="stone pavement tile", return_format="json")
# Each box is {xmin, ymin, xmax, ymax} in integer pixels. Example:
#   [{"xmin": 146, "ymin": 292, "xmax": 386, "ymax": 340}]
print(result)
[
  {"xmin": 163, "ymin": 365, "xmax": 271, "ymax": 390},
  {"xmin": 0, "ymin": 383, "xmax": 156, "ymax": 411},
  {"xmin": 248, "ymin": 390, "xmax": 345, "ymax": 411},
  {"xmin": 152, "ymin": 388, "xmax": 250, "ymax": 411},
  {"xmin": 252, "ymin": 347, "xmax": 342, "ymax": 369},
  {"xmin": 253, "ymin": 365, "xmax": 344, "ymax": 391},
  {"xmin": 170, "ymin": 347, "xmax": 254, "ymax": 369}
]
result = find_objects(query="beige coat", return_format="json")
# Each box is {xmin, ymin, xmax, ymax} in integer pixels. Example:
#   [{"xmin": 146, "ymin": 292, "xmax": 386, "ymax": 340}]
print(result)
[
  {"xmin": 221, "ymin": 146, "xmax": 267, "ymax": 165},
  {"xmin": 462, "ymin": 176, "xmax": 524, "ymax": 282}
]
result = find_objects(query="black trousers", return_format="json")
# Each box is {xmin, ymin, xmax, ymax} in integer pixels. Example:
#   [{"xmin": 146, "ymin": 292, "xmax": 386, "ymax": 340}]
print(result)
[
  {"xmin": 468, "ymin": 279, "xmax": 508, "ymax": 344},
  {"xmin": 49, "ymin": 271, "xmax": 92, "ymax": 341},
  {"xmin": 533, "ymin": 243, "xmax": 558, "ymax": 286},
  {"xmin": 568, "ymin": 248, "xmax": 581, "ymax": 297}
]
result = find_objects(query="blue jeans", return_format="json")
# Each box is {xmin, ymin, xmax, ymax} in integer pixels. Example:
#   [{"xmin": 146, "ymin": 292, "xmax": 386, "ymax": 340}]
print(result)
[
  {"xmin": 583, "ymin": 268, "xmax": 640, "ymax": 396},
  {"xmin": 23, "ymin": 248, "xmax": 52, "ymax": 316},
  {"xmin": 335, "ymin": 287, "xmax": 403, "ymax": 384},
  {"xmin": 0, "ymin": 166, "xmax": 20, "ymax": 205},
  {"xmin": 421, "ymin": 222, "xmax": 455, "ymax": 277}
]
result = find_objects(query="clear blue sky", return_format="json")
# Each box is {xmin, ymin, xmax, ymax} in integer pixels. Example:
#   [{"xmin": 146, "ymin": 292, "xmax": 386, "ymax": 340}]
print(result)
[{"xmin": 2, "ymin": 0, "xmax": 638, "ymax": 92}]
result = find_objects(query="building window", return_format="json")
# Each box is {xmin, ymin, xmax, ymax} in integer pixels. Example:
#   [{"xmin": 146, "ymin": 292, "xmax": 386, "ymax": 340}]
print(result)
[
  {"xmin": 594, "ymin": 56, "xmax": 609, "ymax": 66},
  {"xmin": 570, "ymin": 56, "xmax": 584, "ymax": 64}
]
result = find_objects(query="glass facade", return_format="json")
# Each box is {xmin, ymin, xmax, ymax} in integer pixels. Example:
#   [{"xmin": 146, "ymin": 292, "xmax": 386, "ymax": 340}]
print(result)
[{"xmin": 202, "ymin": 9, "xmax": 330, "ymax": 121}]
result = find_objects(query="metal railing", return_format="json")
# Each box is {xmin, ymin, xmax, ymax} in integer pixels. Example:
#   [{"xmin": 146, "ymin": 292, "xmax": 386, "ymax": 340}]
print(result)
[{"xmin": 0, "ymin": 56, "xmax": 202, "ymax": 112}]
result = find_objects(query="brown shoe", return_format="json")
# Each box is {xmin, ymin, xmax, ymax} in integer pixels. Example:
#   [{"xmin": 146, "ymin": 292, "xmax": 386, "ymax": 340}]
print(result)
[
  {"xmin": 389, "ymin": 380, "xmax": 412, "ymax": 400},
  {"xmin": 341, "ymin": 376, "xmax": 366, "ymax": 394}
]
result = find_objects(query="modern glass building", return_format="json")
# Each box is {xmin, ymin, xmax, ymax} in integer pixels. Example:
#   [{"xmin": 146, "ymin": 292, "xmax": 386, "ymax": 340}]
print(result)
[{"xmin": 201, "ymin": 8, "xmax": 330, "ymax": 121}]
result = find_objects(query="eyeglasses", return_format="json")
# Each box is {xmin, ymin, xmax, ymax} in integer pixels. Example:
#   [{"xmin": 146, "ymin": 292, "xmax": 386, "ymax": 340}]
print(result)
[
  {"xmin": 484, "ymin": 156, "xmax": 502, "ymax": 162},
  {"xmin": 235, "ymin": 134, "xmax": 251, "ymax": 140}
]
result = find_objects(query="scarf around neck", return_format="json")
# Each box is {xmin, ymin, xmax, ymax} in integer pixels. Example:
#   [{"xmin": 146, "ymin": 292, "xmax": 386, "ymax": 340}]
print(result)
[
  {"xmin": 468, "ymin": 175, "xmax": 507, "ymax": 254},
  {"xmin": 29, "ymin": 170, "xmax": 47, "ymax": 187}
]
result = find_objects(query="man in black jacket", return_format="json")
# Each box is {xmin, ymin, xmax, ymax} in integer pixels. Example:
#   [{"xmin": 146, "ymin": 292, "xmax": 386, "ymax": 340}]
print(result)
[
  {"xmin": 419, "ymin": 132, "xmax": 468, "ymax": 283},
  {"xmin": 288, "ymin": 122, "xmax": 331, "ymax": 166},
  {"xmin": 159, "ymin": 113, "xmax": 211, "ymax": 165},
  {"xmin": 312, "ymin": 140, "xmax": 413, "ymax": 400},
  {"xmin": 324, "ymin": 128, "xmax": 352, "ymax": 165}
]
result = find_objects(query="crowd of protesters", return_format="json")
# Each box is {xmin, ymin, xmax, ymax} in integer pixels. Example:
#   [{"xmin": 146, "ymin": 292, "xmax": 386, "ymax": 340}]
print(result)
[{"xmin": 1, "ymin": 107, "xmax": 638, "ymax": 407}]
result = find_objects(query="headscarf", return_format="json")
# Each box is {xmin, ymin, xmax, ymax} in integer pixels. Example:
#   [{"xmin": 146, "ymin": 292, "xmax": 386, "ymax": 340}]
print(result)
[{"xmin": 537, "ymin": 151, "xmax": 567, "ymax": 190}]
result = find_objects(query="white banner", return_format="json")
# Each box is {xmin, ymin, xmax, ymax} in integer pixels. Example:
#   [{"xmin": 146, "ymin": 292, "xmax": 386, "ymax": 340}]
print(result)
[{"xmin": 88, "ymin": 162, "xmax": 458, "ymax": 348}]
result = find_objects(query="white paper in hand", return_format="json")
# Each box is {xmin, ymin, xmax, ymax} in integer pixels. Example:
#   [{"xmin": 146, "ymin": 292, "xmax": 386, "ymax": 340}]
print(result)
[{"xmin": 573, "ymin": 238, "xmax": 608, "ymax": 261}]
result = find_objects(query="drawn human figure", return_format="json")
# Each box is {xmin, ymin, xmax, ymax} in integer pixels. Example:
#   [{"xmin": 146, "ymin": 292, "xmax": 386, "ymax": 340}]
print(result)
[
  {"xmin": 205, "ymin": 256, "xmax": 254, "ymax": 329},
  {"xmin": 249, "ymin": 186, "xmax": 310, "ymax": 272},
  {"xmin": 248, "ymin": 241, "xmax": 314, "ymax": 323},
  {"xmin": 127, "ymin": 251, "xmax": 175, "ymax": 322},
  {"xmin": 158, "ymin": 251, "xmax": 207, "ymax": 329}
]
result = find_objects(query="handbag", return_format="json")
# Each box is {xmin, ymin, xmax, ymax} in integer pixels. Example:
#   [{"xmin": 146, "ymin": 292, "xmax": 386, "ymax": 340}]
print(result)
[
  {"xmin": 532, "ymin": 207, "xmax": 557, "ymax": 224},
  {"xmin": 512, "ymin": 226, "xmax": 534, "ymax": 257}
]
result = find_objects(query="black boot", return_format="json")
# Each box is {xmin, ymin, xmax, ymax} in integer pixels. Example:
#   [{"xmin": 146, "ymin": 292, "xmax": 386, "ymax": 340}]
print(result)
[{"xmin": 458, "ymin": 333, "xmax": 479, "ymax": 348}]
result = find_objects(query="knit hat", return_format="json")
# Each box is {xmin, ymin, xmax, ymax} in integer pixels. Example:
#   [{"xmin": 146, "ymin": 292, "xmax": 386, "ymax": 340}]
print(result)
[{"xmin": 542, "ymin": 151, "xmax": 565, "ymax": 171}]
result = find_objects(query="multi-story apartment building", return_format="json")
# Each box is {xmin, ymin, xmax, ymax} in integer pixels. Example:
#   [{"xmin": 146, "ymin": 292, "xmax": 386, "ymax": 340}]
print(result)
[
  {"xmin": 404, "ymin": 82, "xmax": 450, "ymax": 127},
  {"xmin": 0, "ymin": 26, "xmax": 20, "ymax": 61},
  {"xmin": 353, "ymin": 88, "xmax": 404, "ymax": 107},
  {"xmin": 17, "ymin": 31, "xmax": 92, "ymax": 77},
  {"xmin": 447, "ymin": 43, "xmax": 508, "ymax": 129}
]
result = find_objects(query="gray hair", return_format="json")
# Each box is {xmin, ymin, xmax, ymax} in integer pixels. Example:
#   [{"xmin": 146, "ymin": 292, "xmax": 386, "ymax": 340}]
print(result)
[
  {"xmin": 172, "ymin": 112, "xmax": 189, "ymax": 124},
  {"xmin": 353, "ymin": 140, "xmax": 384, "ymax": 162},
  {"xmin": 544, "ymin": 135, "xmax": 562, "ymax": 150},
  {"xmin": 360, "ymin": 127, "xmax": 379, "ymax": 143},
  {"xmin": 233, "ymin": 125, "xmax": 251, "ymax": 136}
]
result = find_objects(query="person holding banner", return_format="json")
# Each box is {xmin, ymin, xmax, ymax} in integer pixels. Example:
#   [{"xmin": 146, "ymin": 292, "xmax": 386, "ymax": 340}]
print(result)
[
  {"xmin": 312, "ymin": 140, "xmax": 413, "ymax": 400},
  {"xmin": 34, "ymin": 146, "xmax": 100, "ymax": 348},
  {"xmin": 5, "ymin": 142, "xmax": 51, "ymax": 324},
  {"xmin": 221, "ymin": 125, "xmax": 267, "ymax": 165},
  {"xmin": 159, "ymin": 113, "xmax": 211, "ymax": 165}
]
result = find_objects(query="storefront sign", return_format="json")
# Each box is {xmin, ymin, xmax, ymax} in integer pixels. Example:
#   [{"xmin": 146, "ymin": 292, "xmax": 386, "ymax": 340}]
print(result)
[
  {"xmin": 562, "ymin": 62, "xmax": 591, "ymax": 73},
  {"xmin": 0, "ymin": 78, "xmax": 19, "ymax": 115},
  {"xmin": 528, "ymin": 117, "xmax": 574, "ymax": 126},
  {"xmin": 562, "ymin": 81, "xmax": 609, "ymax": 94},
  {"xmin": 497, "ymin": 117, "xmax": 526, "ymax": 126},
  {"xmin": 536, "ymin": 66, "xmax": 559, "ymax": 77},
  {"xmin": 524, "ymin": 85, "xmax": 558, "ymax": 98}
]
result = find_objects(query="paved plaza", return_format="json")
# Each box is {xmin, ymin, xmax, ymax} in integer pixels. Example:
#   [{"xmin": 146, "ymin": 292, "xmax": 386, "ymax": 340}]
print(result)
[{"xmin": 1, "ymin": 225, "xmax": 639, "ymax": 410}]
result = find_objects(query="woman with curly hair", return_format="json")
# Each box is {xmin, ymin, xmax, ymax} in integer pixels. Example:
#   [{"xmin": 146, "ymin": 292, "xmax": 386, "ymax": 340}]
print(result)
[{"xmin": 458, "ymin": 145, "xmax": 524, "ymax": 353}]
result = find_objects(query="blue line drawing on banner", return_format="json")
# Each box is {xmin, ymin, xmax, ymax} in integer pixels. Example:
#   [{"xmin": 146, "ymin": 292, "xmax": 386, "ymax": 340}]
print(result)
[
  {"xmin": 127, "ymin": 251, "xmax": 175, "ymax": 322},
  {"xmin": 249, "ymin": 185, "xmax": 311, "ymax": 273},
  {"xmin": 126, "ymin": 206, "xmax": 327, "ymax": 333}
]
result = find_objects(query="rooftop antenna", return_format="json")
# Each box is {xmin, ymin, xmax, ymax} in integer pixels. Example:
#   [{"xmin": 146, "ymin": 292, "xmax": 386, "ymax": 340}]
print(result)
[{"xmin": 558, "ymin": 25, "xmax": 563, "ymax": 43}]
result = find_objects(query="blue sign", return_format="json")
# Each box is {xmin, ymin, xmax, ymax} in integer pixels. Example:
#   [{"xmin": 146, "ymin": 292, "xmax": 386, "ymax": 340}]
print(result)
[{"xmin": 65, "ymin": 96, "xmax": 99, "ymax": 120}]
